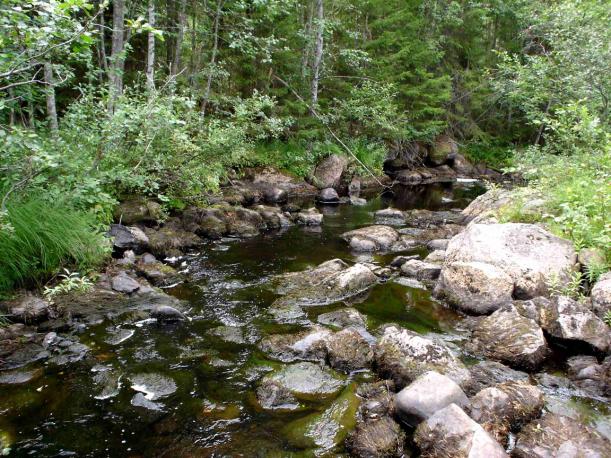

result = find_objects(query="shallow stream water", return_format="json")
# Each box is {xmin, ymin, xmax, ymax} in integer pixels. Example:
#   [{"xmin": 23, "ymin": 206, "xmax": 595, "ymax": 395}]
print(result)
[{"xmin": 1, "ymin": 182, "xmax": 608, "ymax": 456}]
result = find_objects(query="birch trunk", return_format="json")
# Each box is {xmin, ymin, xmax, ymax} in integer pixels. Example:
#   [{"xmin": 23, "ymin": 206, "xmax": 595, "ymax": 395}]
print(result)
[
  {"xmin": 201, "ymin": 0, "xmax": 223, "ymax": 116},
  {"xmin": 310, "ymin": 0, "xmax": 323, "ymax": 110},
  {"xmin": 171, "ymin": 0, "xmax": 187, "ymax": 76},
  {"xmin": 146, "ymin": 0, "xmax": 156, "ymax": 90},
  {"xmin": 44, "ymin": 62, "xmax": 58, "ymax": 134},
  {"xmin": 108, "ymin": 0, "xmax": 126, "ymax": 113}
]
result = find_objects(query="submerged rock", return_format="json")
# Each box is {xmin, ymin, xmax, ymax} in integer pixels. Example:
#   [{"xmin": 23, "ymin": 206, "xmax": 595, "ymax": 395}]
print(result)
[
  {"xmin": 256, "ymin": 379, "xmax": 301, "ymax": 412},
  {"xmin": 258, "ymin": 327, "xmax": 332, "ymax": 363},
  {"xmin": 283, "ymin": 383, "xmax": 359, "ymax": 454},
  {"xmin": 129, "ymin": 373, "xmax": 177, "ymax": 400},
  {"xmin": 259, "ymin": 362, "xmax": 345, "ymax": 401},
  {"xmin": 210, "ymin": 325, "xmax": 246, "ymax": 344},
  {"xmin": 341, "ymin": 225, "xmax": 406, "ymax": 252},
  {"xmin": 317, "ymin": 308, "xmax": 367, "ymax": 330},
  {"xmin": 468, "ymin": 381, "xmax": 544, "ymax": 444},
  {"xmin": 468, "ymin": 305, "xmax": 549, "ymax": 370},
  {"xmin": 513, "ymin": 413, "xmax": 609, "ymax": 458},
  {"xmin": 374, "ymin": 325, "xmax": 472, "ymax": 390},
  {"xmin": 0, "ymin": 368, "xmax": 42, "ymax": 385},
  {"xmin": 374, "ymin": 208, "xmax": 405, "ymax": 226},
  {"xmin": 272, "ymin": 261, "xmax": 378, "ymax": 308},
  {"xmin": 394, "ymin": 371, "xmax": 469, "ymax": 427},
  {"xmin": 92, "ymin": 366, "xmax": 122, "ymax": 400},
  {"xmin": 414, "ymin": 403, "xmax": 508, "ymax": 458}
]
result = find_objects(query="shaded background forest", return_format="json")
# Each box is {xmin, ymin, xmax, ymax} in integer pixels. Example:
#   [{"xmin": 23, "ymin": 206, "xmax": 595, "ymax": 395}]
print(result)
[{"xmin": 1, "ymin": 0, "xmax": 609, "ymax": 292}]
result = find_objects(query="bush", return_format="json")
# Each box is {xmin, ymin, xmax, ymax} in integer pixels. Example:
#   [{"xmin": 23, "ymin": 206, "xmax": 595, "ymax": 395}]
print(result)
[{"xmin": 0, "ymin": 195, "xmax": 109, "ymax": 293}]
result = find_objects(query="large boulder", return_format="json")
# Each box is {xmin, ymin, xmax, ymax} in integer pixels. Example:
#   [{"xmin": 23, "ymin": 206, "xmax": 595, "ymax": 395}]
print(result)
[
  {"xmin": 413, "ymin": 404, "xmax": 508, "ymax": 458},
  {"xmin": 374, "ymin": 325, "xmax": 472, "ymax": 390},
  {"xmin": 109, "ymin": 224, "xmax": 149, "ymax": 252},
  {"xmin": 438, "ymin": 223, "xmax": 577, "ymax": 305},
  {"xmin": 312, "ymin": 154, "xmax": 348, "ymax": 189},
  {"xmin": 341, "ymin": 225, "xmax": 410, "ymax": 252},
  {"xmin": 468, "ymin": 381, "xmax": 544, "ymax": 443},
  {"xmin": 434, "ymin": 261, "xmax": 514, "ymax": 314},
  {"xmin": 460, "ymin": 189, "xmax": 517, "ymax": 224},
  {"xmin": 429, "ymin": 135, "xmax": 458, "ymax": 166},
  {"xmin": 114, "ymin": 198, "xmax": 162, "ymax": 225},
  {"xmin": 272, "ymin": 261, "xmax": 378, "ymax": 308},
  {"xmin": 517, "ymin": 296, "xmax": 611, "ymax": 353},
  {"xmin": 591, "ymin": 271, "xmax": 611, "ymax": 320},
  {"xmin": 468, "ymin": 304, "xmax": 549, "ymax": 370},
  {"xmin": 326, "ymin": 328, "xmax": 374, "ymax": 372},
  {"xmin": 513, "ymin": 413, "xmax": 609, "ymax": 458},
  {"xmin": 394, "ymin": 371, "xmax": 469, "ymax": 426},
  {"xmin": 144, "ymin": 223, "xmax": 201, "ymax": 258}
]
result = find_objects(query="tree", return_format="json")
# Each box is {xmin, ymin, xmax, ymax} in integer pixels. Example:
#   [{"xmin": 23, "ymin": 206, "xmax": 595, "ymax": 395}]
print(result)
[
  {"xmin": 146, "ymin": 0, "xmax": 156, "ymax": 90},
  {"xmin": 108, "ymin": 0, "xmax": 126, "ymax": 113},
  {"xmin": 310, "ymin": 0, "xmax": 324, "ymax": 109}
]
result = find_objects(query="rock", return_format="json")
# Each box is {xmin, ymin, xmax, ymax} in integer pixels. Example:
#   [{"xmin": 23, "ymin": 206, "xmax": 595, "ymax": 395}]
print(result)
[
  {"xmin": 341, "ymin": 225, "xmax": 401, "ymax": 252},
  {"xmin": 468, "ymin": 381, "xmax": 544, "ymax": 443},
  {"xmin": 375, "ymin": 208, "xmax": 405, "ymax": 225},
  {"xmin": 272, "ymin": 261, "xmax": 378, "ymax": 308},
  {"xmin": 104, "ymin": 328, "xmax": 135, "ymax": 345},
  {"xmin": 346, "ymin": 415, "xmax": 405, "ymax": 458},
  {"xmin": 295, "ymin": 207, "xmax": 323, "ymax": 226},
  {"xmin": 432, "ymin": 165, "xmax": 457, "ymax": 182},
  {"xmin": 111, "ymin": 272, "xmax": 141, "ymax": 294},
  {"xmin": 427, "ymin": 239, "xmax": 449, "ymax": 251},
  {"xmin": 109, "ymin": 224, "xmax": 149, "ymax": 252},
  {"xmin": 144, "ymin": 223, "xmax": 200, "ymax": 257},
  {"xmin": 400, "ymin": 259, "xmax": 441, "ymax": 281},
  {"xmin": 579, "ymin": 248, "xmax": 606, "ymax": 272},
  {"xmin": 395, "ymin": 371, "xmax": 469, "ymax": 426},
  {"xmin": 114, "ymin": 198, "xmax": 162, "ymax": 225},
  {"xmin": 374, "ymin": 325, "xmax": 472, "ymax": 390},
  {"xmin": 414, "ymin": 403, "xmax": 508, "ymax": 458},
  {"xmin": 256, "ymin": 378, "xmax": 301, "ymax": 411},
  {"xmin": 566, "ymin": 355, "xmax": 610, "ymax": 397},
  {"xmin": 532, "ymin": 296, "xmax": 610, "ymax": 352},
  {"xmin": 248, "ymin": 167, "xmax": 317, "ymax": 197},
  {"xmin": 513, "ymin": 413, "xmax": 609, "ymax": 458},
  {"xmin": 254, "ymin": 205, "xmax": 292, "ymax": 229},
  {"xmin": 348, "ymin": 178, "xmax": 361, "ymax": 196},
  {"xmin": 136, "ymin": 261, "xmax": 181, "ymax": 287},
  {"xmin": 434, "ymin": 261, "xmax": 514, "ymax": 314},
  {"xmin": 468, "ymin": 305, "xmax": 549, "ymax": 370},
  {"xmin": 429, "ymin": 135, "xmax": 458, "ymax": 166},
  {"xmin": 116, "ymin": 249, "xmax": 136, "ymax": 265},
  {"xmin": 225, "ymin": 207, "xmax": 265, "ymax": 237},
  {"xmin": 468, "ymin": 361, "xmax": 529, "ymax": 395},
  {"xmin": 258, "ymin": 327, "xmax": 332, "ymax": 362},
  {"xmin": 441, "ymin": 223, "xmax": 577, "ymax": 300},
  {"xmin": 131, "ymin": 392, "xmax": 164, "ymax": 411},
  {"xmin": 404, "ymin": 209, "xmax": 464, "ymax": 228},
  {"xmin": 3, "ymin": 294, "xmax": 51, "ymax": 323},
  {"xmin": 350, "ymin": 196, "xmax": 367, "ymax": 206},
  {"xmin": 283, "ymin": 383, "xmax": 359, "ymax": 454},
  {"xmin": 267, "ymin": 303, "xmax": 307, "ymax": 323},
  {"xmin": 92, "ymin": 366, "xmax": 122, "ymax": 399},
  {"xmin": 395, "ymin": 169, "xmax": 423, "ymax": 185},
  {"xmin": 312, "ymin": 154, "xmax": 348, "ymax": 189},
  {"xmin": 262, "ymin": 186, "xmax": 288, "ymax": 204},
  {"xmin": 259, "ymin": 362, "xmax": 345, "ymax": 401},
  {"xmin": 460, "ymin": 188, "xmax": 514, "ymax": 224},
  {"xmin": 0, "ymin": 368, "xmax": 42, "ymax": 385},
  {"xmin": 591, "ymin": 271, "xmax": 611, "ymax": 320},
  {"xmin": 150, "ymin": 305, "xmax": 186, "ymax": 322},
  {"xmin": 210, "ymin": 325, "xmax": 246, "ymax": 344},
  {"xmin": 451, "ymin": 153, "xmax": 477, "ymax": 176},
  {"xmin": 317, "ymin": 187, "xmax": 340, "ymax": 204},
  {"xmin": 326, "ymin": 328, "xmax": 374, "ymax": 372},
  {"xmin": 424, "ymin": 249, "xmax": 445, "ymax": 263},
  {"xmin": 389, "ymin": 255, "xmax": 419, "ymax": 268},
  {"xmin": 317, "ymin": 308, "xmax": 367, "ymax": 329},
  {"xmin": 130, "ymin": 373, "xmax": 176, "ymax": 401}
]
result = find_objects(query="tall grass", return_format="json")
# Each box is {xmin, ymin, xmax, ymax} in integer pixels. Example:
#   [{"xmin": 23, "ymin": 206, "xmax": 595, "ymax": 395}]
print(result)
[{"xmin": 0, "ymin": 195, "xmax": 109, "ymax": 293}]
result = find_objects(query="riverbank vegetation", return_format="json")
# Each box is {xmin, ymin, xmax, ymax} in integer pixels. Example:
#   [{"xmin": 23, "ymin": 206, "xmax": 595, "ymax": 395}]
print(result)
[{"xmin": 1, "ymin": 0, "xmax": 609, "ymax": 292}]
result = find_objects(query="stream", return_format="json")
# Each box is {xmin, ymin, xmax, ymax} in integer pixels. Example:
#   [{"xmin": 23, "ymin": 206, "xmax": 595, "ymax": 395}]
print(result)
[{"xmin": 1, "ymin": 182, "xmax": 609, "ymax": 456}]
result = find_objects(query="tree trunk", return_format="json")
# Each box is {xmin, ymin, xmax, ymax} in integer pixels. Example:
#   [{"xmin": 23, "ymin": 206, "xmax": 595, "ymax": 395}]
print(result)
[
  {"xmin": 300, "ymin": 0, "xmax": 314, "ymax": 81},
  {"xmin": 201, "ymin": 0, "xmax": 223, "ymax": 116},
  {"xmin": 171, "ymin": 0, "xmax": 187, "ymax": 76},
  {"xmin": 95, "ymin": 0, "xmax": 109, "ymax": 75},
  {"xmin": 310, "ymin": 0, "xmax": 323, "ymax": 110},
  {"xmin": 108, "ymin": 0, "xmax": 126, "ymax": 113},
  {"xmin": 146, "ymin": 0, "xmax": 156, "ymax": 90},
  {"xmin": 43, "ymin": 62, "xmax": 58, "ymax": 134}
]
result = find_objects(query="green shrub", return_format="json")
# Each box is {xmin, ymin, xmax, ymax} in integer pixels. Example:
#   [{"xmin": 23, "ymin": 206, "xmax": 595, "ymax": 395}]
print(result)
[{"xmin": 0, "ymin": 195, "xmax": 109, "ymax": 293}]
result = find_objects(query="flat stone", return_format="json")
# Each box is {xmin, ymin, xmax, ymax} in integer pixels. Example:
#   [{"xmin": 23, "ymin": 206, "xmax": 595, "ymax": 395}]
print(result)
[{"xmin": 317, "ymin": 308, "xmax": 367, "ymax": 329}]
